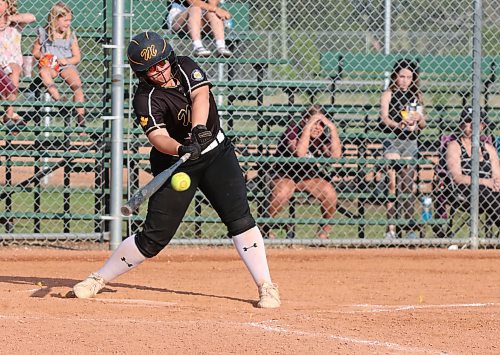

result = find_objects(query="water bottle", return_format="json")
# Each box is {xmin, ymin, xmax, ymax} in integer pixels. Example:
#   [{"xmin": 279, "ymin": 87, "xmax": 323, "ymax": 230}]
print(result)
[
  {"xmin": 224, "ymin": 18, "xmax": 233, "ymax": 30},
  {"xmin": 421, "ymin": 195, "xmax": 432, "ymax": 222},
  {"xmin": 406, "ymin": 102, "xmax": 418, "ymax": 131},
  {"xmin": 408, "ymin": 102, "xmax": 417, "ymax": 116}
]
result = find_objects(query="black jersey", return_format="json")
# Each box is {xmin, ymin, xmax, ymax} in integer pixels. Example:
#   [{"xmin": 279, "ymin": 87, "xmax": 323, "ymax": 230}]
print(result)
[
  {"xmin": 383, "ymin": 89, "xmax": 419, "ymax": 140},
  {"xmin": 132, "ymin": 56, "xmax": 220, "ymax": 145},
  {"xmin": 458, "ymin": 139, "xmax": 492, "ymax": 179}
]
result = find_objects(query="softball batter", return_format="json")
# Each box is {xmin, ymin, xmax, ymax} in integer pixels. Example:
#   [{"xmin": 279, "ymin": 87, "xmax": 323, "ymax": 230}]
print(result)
[{"xmin": 73, "ymin": 31, "xmax": 280, "ymax": 308}]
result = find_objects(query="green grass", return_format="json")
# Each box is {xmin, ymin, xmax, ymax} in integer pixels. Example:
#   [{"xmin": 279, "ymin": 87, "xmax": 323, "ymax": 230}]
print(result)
[{"xmin": 2, "ymin": 190, "xmax": 477, "ymax": 238}]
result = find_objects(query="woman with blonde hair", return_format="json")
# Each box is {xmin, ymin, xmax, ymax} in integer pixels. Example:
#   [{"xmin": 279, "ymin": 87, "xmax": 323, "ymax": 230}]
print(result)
[
  {"xmin": 32, "ymin": 2, "xmax": 85, "ymax": 128},
  {"xmin": 0, "ymin": 0, "xmax": 35, "ymax": 124}
]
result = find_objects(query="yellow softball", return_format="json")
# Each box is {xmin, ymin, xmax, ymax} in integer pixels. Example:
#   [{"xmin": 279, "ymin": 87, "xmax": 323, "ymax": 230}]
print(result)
[{"xmin": 171, "ymin": 172, "xmax": 191, "ymax": 192}]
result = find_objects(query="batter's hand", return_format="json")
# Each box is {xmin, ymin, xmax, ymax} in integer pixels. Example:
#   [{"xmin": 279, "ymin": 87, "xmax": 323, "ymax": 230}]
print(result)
[
  {"xmin": 178, "ymin": 142, "xmax": 201, "ymax": 160},
  {"xmin": 191, "ymin": 125, "xmax": 214, "ymax": 150}
]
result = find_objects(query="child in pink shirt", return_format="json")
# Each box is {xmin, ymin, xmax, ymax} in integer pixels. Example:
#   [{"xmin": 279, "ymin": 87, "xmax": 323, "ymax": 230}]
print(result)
[{"xmin": 0, "ymin": 0, "xmax": 35, "ymax": 124}]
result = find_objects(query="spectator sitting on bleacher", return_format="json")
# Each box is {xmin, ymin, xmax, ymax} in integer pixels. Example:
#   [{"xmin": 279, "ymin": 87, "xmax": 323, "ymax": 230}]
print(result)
[
  {"xmin": 379, "ymin": 59, "xmax": 426, "ymax": 239},
  {"xmin": 31, "ymin": 2, "xmax": 86, "ymax": 128},
  {"xmin": 165, "ymin": 0, "xmax": 232, "ymax": 58},
  {"xmin": 446, "ymin": 107, "xmax": 500, "ymax": 233},
  {"xmin": 0, "ymin": 0, "xmax": 35, "ymax": 125},
  {"xmin": 267, "ymin": 104, "xmax": 342, "ymax": 239}
]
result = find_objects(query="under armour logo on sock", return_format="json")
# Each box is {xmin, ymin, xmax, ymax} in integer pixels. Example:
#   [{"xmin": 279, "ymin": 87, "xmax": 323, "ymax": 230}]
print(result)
[
  {"xmin": 243, "ymin": 243, "xmax": 257, "ymax": 251},
  {"xmin": 121, "ymin": 257, "xmax": 133, "ymax": 267}
]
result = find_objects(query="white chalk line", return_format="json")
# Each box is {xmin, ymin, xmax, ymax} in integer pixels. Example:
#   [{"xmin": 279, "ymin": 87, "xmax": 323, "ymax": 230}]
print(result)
[
  {"xmin": 1, "ymin": 290, "xmax": 497, "ymax": 354},
  {"xmin": 347, "ymin": 302, "xmax": 500, "ymax": 313},
  {"xmin": 245, "ymin": 320, "xmax": 446, "ymax": 354},
  {"xmin": 89, "ymin": 298, "xmax": 177, "ymax": 307},
  {"xmin": 1, "ymin": 286, "xmax": 177, "ymax": 307},
  {"xmin": 0, "ymin": 286, "xmax": 47, "ymax": 294},
  {"xmin": 0, "ymin": 313, "xmax": 447, "ymax": 353},
  {"xmin": 0, "ymin": 286, "xmax": 178, "ymax": 307},
  {"xmin": 0, "ymin": 312, "xmax": 462, "ymax": 353},
  {"xmin": 4, "ymin": 285, "xmax": 500, "ymax": 315}
]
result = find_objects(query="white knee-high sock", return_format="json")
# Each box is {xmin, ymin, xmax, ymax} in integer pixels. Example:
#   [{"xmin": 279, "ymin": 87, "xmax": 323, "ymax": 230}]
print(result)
[
  {"xmin": 232, "ymin": 226, "xmax": 273, "ymax": 286},
  {"xmin": 97, "ymin": 235, "xmax": 146, "ymax": 283}
]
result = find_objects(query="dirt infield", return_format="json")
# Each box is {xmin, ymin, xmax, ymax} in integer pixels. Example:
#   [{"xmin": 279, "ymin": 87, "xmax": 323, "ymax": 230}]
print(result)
[{"xmin": 1, "ymin": 248, "xmax": 499, "ymax": 354}]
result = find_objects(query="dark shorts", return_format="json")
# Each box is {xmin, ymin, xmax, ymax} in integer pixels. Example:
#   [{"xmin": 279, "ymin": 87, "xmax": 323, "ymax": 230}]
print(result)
[
  {"xmin": 384, "ymin": 138, "xmax": 418, "ymax": 158},
  {"xmin": 454, "ymin": 184, "xmax": 500, "ymax": 221},
  {"xmin": 271, "ymin": 162, "xmax": 328, "ymax": 183},
  {"xmin": 140, "ymin": 138, "xmax": 254, "ymax": 246}
]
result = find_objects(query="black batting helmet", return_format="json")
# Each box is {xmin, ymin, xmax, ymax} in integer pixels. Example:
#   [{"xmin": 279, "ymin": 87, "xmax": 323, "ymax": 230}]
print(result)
[{"xmin": 127, "ymin": 31, "xmax": 176, "ymax": 73}]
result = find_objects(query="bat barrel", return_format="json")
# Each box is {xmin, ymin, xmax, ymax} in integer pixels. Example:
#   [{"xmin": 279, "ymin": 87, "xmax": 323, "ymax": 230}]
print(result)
[{"xmin": 120, "ymin": 153, "xmax": 191, "ymax": 217}]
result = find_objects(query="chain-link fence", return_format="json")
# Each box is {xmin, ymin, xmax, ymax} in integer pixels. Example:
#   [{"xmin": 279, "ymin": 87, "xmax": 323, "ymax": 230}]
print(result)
[
  {"xmin": 1, "ymin": 0, "xmax": 498, "ymax": 247},
  {"xmin": 0, "ymin": 0, "xmax": 111, "ymax": 246}
]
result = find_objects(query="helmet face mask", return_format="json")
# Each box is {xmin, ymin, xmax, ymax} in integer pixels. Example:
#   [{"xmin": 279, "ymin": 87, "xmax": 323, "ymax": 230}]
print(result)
[
  {"xmin": 127, "ymin": 31, "xmax": 177, "ymax": 75},
  {"xmin": 145, "ymin": 60, "xmax": 171, "ymax": 84}
]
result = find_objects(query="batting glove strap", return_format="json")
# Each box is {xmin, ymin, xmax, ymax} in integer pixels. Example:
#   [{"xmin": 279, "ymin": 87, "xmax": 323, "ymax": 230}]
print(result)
[
  {"xmin": 191, "ymin": 125, "xmax": 214, "ymax": 150},
  {"xmin": 178, "ymin": 142, "xmax": 201, "ymax": 160}
]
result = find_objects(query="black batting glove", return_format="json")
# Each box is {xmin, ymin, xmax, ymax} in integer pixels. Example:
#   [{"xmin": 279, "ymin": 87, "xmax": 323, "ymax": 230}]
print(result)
[
  {"xmin": 191, "ymin": 125, "xmax": 214, "ymax": 150},
  {"xmin": 178, "ymin": 142, "xmax": 201, "ymax": 160}
]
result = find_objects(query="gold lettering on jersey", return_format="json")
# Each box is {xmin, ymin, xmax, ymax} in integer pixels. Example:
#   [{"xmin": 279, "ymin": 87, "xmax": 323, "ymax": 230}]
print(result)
[
  {"xmin": 141, "ymin": 45, "xmax": 157, "ymax": 61},
  {"xmin": 177, "ymin": 106, "xmax": 191, "ymax": 126},
  {"xmin": 139, "ymin": 116, "xmax": 148, "ymax": 127}
]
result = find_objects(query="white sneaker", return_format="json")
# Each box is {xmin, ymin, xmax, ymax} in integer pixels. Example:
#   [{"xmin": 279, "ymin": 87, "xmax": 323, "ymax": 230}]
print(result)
[
  {"xmin": 257, "ymin": 282, "xmax": 280, "ymax": 308},
  {"xmin": 73, "ymin": 272, "xmax": 105, "ymax": 299},
  {"xmin": 384, "ymin": 230, "xmax": 397, "ymax": 239},
  {"xmin": 216, "ymin": 46, "xmax": 233, "ymax": 57},
  {"xmin": 193, "ymin": 47, "xmax": 211, "ymax": 57}
]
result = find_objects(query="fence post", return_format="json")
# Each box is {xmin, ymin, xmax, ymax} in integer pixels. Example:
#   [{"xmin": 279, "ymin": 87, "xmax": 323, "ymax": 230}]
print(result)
[
  {"xmin": 469, "ymin": 0, "xmax": 483, "ymax": 250},
  {"xmin": 109, "ymin": 0, "xmax": 126, "ymax": 250}
]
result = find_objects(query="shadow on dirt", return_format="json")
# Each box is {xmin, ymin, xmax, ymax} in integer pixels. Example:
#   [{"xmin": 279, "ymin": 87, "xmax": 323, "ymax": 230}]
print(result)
[{"xmin": 0, "ymin": 275, "xmax": 255, "ymax": 305}]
